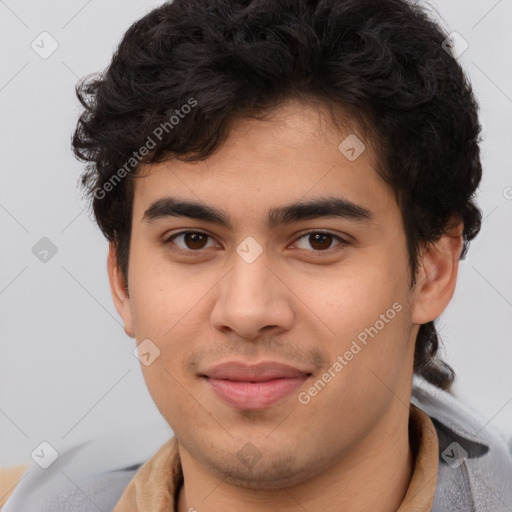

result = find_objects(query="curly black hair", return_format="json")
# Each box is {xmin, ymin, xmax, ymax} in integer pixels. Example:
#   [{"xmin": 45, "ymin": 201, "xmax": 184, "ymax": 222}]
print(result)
[{"xmin": 72, "ymin": 0, "xmax": 483, "ymax": 390}]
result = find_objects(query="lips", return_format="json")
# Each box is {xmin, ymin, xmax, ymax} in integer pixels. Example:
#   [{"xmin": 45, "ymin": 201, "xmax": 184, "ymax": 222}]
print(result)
[
  {"xmin": 202, "ymin": 361, "xmax": 310, "ymax": 381},
  {"xmin": 200, "ymin": 361, "xmax": 312, "ymax": 410}
]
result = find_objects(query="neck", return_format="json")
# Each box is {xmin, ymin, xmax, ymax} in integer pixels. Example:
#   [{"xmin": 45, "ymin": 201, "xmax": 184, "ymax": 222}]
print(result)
[{"xmin": 177, "ymin": 401, "xmax": 414, "ymax": 512}]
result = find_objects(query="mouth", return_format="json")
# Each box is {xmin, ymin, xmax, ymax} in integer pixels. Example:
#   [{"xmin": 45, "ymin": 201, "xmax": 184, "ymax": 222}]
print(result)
[{"xmin": 199, "ymin": 361, "xmax": 312, "ymax": 410}]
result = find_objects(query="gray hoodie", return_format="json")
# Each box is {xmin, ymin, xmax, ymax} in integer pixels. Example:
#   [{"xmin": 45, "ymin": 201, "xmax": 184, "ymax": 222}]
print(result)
[
  {"xmin": 412, "ymin": 377, "xmax": 512, "ymax": 511},
  {"xmin": 3, "ymin": 376, "xmax": 512, "ymax": 511}
]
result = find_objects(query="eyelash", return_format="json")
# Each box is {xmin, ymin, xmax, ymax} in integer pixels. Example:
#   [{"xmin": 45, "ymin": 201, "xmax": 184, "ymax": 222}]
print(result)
[{"xmin": 163, "ymin": 230, "xmax": 349, "ymax": 257}]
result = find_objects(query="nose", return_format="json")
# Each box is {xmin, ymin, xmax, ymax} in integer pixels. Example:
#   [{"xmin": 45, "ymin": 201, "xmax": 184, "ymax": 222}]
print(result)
[{"xmin": 210, "ymin": 250, "xmax": 295, "ymax": 340}]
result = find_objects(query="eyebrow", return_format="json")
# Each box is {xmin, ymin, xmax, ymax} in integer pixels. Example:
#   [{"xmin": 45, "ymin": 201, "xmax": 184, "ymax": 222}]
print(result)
[{"xmin": 142, "ymin": 196, "xmax": 375, "ymax": 229}]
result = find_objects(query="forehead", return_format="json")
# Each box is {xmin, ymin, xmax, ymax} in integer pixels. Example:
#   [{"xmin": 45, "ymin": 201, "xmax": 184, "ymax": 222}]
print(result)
[{"xmin": 131, "ymin": 100, "xmax": 396, "ymax": 226}]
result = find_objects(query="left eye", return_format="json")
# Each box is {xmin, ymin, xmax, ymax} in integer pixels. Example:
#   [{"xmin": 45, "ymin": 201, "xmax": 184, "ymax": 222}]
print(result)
[
  {"xmin": 292, "ymin": 232, "xmax": 345, "ymax": 251},
  {"xmin": 165, "ymin": 231, "xmax": 346, "ymax": 253}
]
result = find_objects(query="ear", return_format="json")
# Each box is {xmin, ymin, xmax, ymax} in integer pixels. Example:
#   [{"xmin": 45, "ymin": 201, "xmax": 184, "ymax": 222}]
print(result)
[
  {"xmin": 107, "ymin": 242, "xmax": 135, "ymax": 338},
  {"xmin": 411, "ymin": 219, "xmax": 464, "ymax": 325}
]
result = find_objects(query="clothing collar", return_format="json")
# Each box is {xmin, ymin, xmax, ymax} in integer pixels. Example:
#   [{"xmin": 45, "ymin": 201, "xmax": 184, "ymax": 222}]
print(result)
[{"xmin": 114, "ymin": 404, "xmax": 438, "ymax": 511}]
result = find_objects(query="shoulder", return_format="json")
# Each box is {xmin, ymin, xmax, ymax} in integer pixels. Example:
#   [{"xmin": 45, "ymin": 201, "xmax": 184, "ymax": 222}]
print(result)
[
  {"xmin": 412, "ymin": 376, "xmax": 512, "ymax": 512},
  {"xmin": 2, "ymin": 421, "xmax": 173, "ymax": 512}
]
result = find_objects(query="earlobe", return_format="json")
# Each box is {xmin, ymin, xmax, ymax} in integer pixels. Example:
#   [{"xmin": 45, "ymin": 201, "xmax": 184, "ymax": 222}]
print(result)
[
  {"xmin": 107, "ymin": 242, "xmax": 135, "ymax": 338},
  {"xmin": 411, "ymin": 220, "xmax": 464, "ymax": 325}
]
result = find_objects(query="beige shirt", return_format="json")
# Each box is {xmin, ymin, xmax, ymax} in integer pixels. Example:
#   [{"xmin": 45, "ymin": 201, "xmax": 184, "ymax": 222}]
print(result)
[{"xmin": 114, "ymin": 404, "xmax": 439, "ymax": 511}]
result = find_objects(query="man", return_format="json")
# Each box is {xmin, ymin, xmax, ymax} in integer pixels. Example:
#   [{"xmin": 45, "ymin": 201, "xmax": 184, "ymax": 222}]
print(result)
[{"xmin": 4, "ymin": 0, "xmax": 512, "ymax": 511}]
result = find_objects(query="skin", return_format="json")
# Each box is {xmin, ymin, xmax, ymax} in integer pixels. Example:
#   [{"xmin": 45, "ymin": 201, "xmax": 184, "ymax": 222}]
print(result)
[{"xmin": 108, "ymin": 98, "xmax": 463, "ymax": 512}]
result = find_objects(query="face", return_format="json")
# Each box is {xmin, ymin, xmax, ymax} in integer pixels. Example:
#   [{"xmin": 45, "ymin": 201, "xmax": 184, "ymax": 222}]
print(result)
[{"xmin": 109, "ymin": 99, "xmax": 442, "ymax": 490}]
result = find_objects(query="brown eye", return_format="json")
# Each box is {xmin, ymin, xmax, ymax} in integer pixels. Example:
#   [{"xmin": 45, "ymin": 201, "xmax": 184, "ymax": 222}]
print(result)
[
  {"xmin": 308, "ymin": 233, "xmax": 334, "ymax": 250},
  {"xmin": 166, "ymin": 231, "xmax": 216, "ymax": 252},
  {"xmin": 293, "ymin": 232, "xmax": 347, "ymax": 252},
  {"xmin": 182, "ymin": 232, "xmax": 209, "ymax": 250}
]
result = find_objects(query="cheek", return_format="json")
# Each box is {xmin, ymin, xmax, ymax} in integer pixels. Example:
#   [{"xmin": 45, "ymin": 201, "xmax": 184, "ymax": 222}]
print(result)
[
  {"xmin": 128, "ymin": 246, "xmax": 203, "ymax": 336},
  {"xmin": 292, "ymin": 252, "xmax": 412, "ymax": 389},
  {"xmin": 139, "ymin": 357, "xmax": 195, "ymax": 430},
  {"xmin": 291, "ymin": 252, "xmax": 407, "ymax": 333}
]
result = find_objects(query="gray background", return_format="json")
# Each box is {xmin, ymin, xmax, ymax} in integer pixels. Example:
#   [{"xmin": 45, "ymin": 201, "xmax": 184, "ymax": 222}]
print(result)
[{"xmin": 1, "ymin": 0, "xmax": 511, "ymax": 466}]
